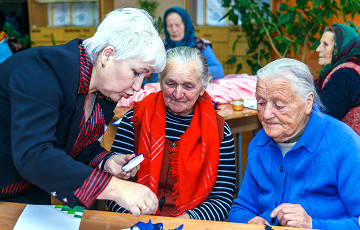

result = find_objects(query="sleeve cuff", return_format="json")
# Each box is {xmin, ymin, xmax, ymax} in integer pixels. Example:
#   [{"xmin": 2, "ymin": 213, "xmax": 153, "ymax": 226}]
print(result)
[
  {"xmin": 89, "ymin": 151, "xmax": 113, "ymax": 169},
  {"xmin": 74, "ymin": 168, "xmax": 112, "ymax": 208}
]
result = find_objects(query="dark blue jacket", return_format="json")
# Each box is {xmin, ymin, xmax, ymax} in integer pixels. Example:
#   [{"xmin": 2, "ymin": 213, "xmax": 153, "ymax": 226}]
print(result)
[{"xmin": 0, "ymin": 39, "xmax": 116, "ymax": 206}]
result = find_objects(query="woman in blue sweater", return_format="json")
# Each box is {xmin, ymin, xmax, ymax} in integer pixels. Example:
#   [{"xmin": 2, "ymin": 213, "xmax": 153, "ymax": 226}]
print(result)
[
  {"xmin": 144, "ymin": 7, "xmax": 224, "ymax": 84},
  {"xmin": 228, "ymin": 58, "xmax": 360, "ymax": 229}
]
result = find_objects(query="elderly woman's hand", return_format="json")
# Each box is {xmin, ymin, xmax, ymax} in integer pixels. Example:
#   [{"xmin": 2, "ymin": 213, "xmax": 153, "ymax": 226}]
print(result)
[
  {"xmin": 104, "ymin": 154, "xmax": 140, "ymax": 179},
  {"xmin": 248, "ymin": 216, "xmax": 270, "ymax": 225},
  {"xmin": 271, "ymin": 203, "xmax": 312, "ymax": 228}
]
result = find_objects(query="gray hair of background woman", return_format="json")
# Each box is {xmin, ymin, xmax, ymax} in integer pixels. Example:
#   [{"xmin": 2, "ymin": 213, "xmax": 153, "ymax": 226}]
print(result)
[
  {"xmin": 256, "ymin": 58, "xmax": 323, "ymax": 109},
  {"xmin": 83, "ymin": 8, "xmax": 166, "ymax": 73},
  {"xmin": 158, "ymin": 46, "xmax": 211, "ymax": 87}
]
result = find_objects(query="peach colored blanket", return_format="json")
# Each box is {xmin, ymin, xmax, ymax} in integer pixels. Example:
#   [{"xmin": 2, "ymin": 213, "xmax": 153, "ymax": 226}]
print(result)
[{"xmin": 116, "ymin": 74, "xmax": 257, "ymax": 107}]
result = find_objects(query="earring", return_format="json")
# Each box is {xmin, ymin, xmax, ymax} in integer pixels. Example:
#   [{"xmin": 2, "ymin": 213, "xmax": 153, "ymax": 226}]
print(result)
[{"xmin": 102, "ymin": 63, "xmax": 105, "ymax": 68}]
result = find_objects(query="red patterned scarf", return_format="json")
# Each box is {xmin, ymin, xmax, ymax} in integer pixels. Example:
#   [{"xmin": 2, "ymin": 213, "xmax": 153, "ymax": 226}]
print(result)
[{"xmin": 132, "ymin": 91, "xmax": 220, "ymax": 216}]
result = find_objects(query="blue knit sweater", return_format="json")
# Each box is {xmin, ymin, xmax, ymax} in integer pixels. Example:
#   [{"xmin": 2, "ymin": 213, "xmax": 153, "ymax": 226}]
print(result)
[{"xmin": 228, "ymin": 106, "xmax": 360, "ymax": 229}]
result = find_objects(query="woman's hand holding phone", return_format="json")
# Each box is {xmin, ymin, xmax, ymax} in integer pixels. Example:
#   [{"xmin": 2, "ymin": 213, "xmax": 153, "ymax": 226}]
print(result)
[{"xmin": 104, "ymin": 153, "xmax": 142, "ymax": 179}]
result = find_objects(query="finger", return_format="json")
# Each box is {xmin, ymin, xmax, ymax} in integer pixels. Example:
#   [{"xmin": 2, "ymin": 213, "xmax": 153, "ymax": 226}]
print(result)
[
  {"xmin": 113, "ymin": 154, "xmax": 134, "ymax": 166},
  {"xmin": 147, "ymin": 193, "xmax": 159, "ymax": 214},
  {"xmin": 276, "ymin": 207, "xmax": 297, "ymax": 226},
  {"xmin": 129, "ymin": 166, "xmax": 139, "ymax": 177},
  {"xmin": 271, "ymin": 203, "xmax": 296, "ymax": 218},
  {"xmin": 277, "ymin": 212, "xmax": 289, "ymax": 226},
  {"xmin": 264, "ymin": 219, "xmax": 270, "ymax": 226},
  {"xmin": 248, "ymin": 216, "xmax": 266, "ymax": 225},
  {"xmin": 139, "ymin": 203, "xmax": 149, "ymax": 213},
  {"xmin": 285, "ymin": 219, "xmax": 310, "ymax": 228},
  {"xmin": 128, "ymin": 206, "xmax": 141, "ymax": 217},
  {"xmin": 125, "ymin": 153, "xmax": 136, "ymax": 162},
  {"xmin": 271, "ymin": 204, "xmax": 282, "ymax": 218},
  {"xmin": 144, "ymin": 199, "xmax": 156, "ymax": 214},
  {"xmin": 111, "ymin": 169, "xmax": 126, "ymax": 178},
  {"xmin": 134, "ymin": 164, "xmax": 140, "ymax": 171},
  {"xmin": 122, "ymin": 174, "xmax": 130, "ymax": 180},
  {"xmin": 279, "ymin": 212, "xmax": 306, "ymax": 227},
  {"xmin": 129, "ymin": 171, "xmax": 137, "ymax": 178}
]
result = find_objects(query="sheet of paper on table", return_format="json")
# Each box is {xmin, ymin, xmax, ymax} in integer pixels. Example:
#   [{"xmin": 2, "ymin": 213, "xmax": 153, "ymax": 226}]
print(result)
[
  {"xmin": 244, "ymin": 99, "xmax": 257, "ymax": 110},
  {"xmin": 13, "ymin": 204, "xmax": 83, "ymax": 230}
]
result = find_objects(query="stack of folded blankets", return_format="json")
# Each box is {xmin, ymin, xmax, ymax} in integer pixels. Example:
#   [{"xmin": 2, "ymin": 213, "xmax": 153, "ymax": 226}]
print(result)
[{"xmin": 116, "ymin": 74, "xmax": 257, "ymax": 107}]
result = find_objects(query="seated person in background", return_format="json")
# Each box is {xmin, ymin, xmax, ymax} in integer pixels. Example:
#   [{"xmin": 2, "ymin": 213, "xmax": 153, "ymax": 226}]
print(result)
[
  {"xmin": 315, "ymin": 23, "xmax": 360, "ymax": 135},
  {"xmin": 228, "ymin": 58, "xmax": 360, "ymax": 229},
  {"xmin": 107, "ymin": 46, "xmax": 236, "ymax": 221},
  {"xmin": 144, "ymin": 7, "xmax": 224, "ymax": 84}
]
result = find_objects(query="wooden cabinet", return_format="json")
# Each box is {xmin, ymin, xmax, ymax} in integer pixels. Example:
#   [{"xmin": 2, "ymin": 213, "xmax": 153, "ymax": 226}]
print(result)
[
  {"xmin": 195, "ymin": 26, "xmax": 252, "ymax": 75},
  {"xmin": 27, "ymin": 0, "xmax": 114, "ymax": 47}
]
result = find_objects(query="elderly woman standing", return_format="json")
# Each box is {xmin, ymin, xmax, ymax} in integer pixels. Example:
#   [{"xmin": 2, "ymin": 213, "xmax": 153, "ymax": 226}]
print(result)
[
  {"xmin": 107, "ymin": 46, "xmax": 236, "ymax": 220},
  {"xmin": 228, "ymin": 58, "xmax": 360, "ymax": 229},
  {"xmin": 315, "ymin": 24, "xmax": 360, "ymax": 135},
  {"xmin": 0, "ymin": 8, "xmax": 166, "ymax": 216},
  {"xmin": 144, "ymin": 7, "xmax": 224, "ymax": 84}
]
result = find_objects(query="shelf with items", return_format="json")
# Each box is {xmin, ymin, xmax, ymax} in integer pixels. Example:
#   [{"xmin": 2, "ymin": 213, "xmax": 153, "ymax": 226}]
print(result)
[
  {"xmin": 27, "ymin": 0, "xmax": 114, "ymax": 46},
  {"xmin": 194, "ymin": 26, "xmax": 252, "ymax": 75}
]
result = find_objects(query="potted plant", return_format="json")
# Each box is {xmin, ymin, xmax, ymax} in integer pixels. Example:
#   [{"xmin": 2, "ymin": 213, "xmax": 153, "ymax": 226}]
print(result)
[
  {"xmin": 222, "ymin": 0, "xmax": 360, "ymax": 74},
  {"xmin": 137, "ymin": 0, "xmax": 163, "ymax": 36}
]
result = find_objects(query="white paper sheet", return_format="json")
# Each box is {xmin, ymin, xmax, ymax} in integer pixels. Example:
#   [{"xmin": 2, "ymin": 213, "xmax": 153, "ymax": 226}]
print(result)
[
  {"xmin": 14, "ymin": 205, "xmax": 83, "ymax": 230},
  {"xmin": 244, "ymin": 99, "xmax": 257, "ymax": 110}
]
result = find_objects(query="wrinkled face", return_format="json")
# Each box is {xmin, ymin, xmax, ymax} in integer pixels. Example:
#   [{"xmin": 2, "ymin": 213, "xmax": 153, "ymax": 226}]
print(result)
[
  {"xmin": 316, "ymin": 31, "xmax": 335, "ymax": 66},
  {"xmin": 92, "ymin": 46, "xmax": 153, "ymax": 102},
  {"xmin": 166, "ymin": 13, "xmax": 185, "ymax": 42},
  {"xmin": 256, "ymin": 77, "xmax": 313, "ymax": 143},
  {"xmin": 161, "ymin": 61, "xmax": 205, "ymax": 116}
]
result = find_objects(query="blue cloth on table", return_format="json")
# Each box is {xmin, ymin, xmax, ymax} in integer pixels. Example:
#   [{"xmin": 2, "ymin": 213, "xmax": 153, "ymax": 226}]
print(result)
[{"xmin": 130, "ymin": 220, "xmax": 183, "ymax": 230}]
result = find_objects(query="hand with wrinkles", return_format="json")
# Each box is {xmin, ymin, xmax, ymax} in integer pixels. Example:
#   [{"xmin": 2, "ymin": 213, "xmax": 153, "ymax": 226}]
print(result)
[
  {"xmin": 271, "ymin": 203, "xmax": 312, "ymax": 228},
  {"xmin": 248, "ymin": 216, "xmax": 270, "ymax": 225}
]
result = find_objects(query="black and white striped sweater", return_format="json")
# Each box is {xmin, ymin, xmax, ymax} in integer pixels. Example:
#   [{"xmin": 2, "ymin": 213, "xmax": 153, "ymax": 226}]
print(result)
[{"xmin": 107, "ymin": 109, "xmax": 236, "ymax": 221}]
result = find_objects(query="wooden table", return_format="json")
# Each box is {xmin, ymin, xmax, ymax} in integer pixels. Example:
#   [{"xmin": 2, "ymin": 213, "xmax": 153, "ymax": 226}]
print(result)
[{"xmin": 0, "ymin": 201, "xmax": 309, "ymax": 230}]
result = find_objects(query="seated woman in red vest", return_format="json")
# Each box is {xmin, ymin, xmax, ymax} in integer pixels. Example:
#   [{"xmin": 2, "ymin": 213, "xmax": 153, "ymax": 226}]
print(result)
[
  {"xmin": 107, "ymin": 46, "xmax": 236, "ymax": 221},
  {"xmin": 315, "ymin": 23, "xmax": 360, "ymax": 135}
]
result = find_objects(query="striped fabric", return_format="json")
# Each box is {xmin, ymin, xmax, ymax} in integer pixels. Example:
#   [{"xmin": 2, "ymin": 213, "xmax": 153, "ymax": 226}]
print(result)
[
  {"xmin": 74, "ymin": 168, "xmax": 112, "ymax": 207},
  {"xmin": 78, "ymin": 44, "xmax": 112, "ymax": 101},
  {"xmin": 72, "ymin": 44, "xmax": 112, "ymax": 207},
  {"xmin": 69, "ymin": 101, "xmax": 105, "ymax": 158},
  {"xmin": 1, "ymin": 182, "xmax": 34, "ymax": 196},
  {"xmin": 108, "ymin": 109, "xmax": 236, "ymax": 221},
  {"xmin": 77, "ymin": 44, "xmax": 93, "ymax": 94}
]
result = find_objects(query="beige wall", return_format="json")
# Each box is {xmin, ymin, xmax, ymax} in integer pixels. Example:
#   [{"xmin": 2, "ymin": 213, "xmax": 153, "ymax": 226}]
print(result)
[{"xmin": 114, "ymin": 0, "xmax": 185, "ymax": 18}]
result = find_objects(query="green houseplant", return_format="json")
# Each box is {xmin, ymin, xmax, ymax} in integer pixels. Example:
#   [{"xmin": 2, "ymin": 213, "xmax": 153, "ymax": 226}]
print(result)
[
  {"xmin": 3, "ymin": 21, "xmax": 32, "ymax": 52},
  {"xmin": 222, "ymin": 0, "xmax": 360, "ymax": 74},
  {"xmin": 137, "ymin": 0, "xmax": 163, "ymax": 36}
]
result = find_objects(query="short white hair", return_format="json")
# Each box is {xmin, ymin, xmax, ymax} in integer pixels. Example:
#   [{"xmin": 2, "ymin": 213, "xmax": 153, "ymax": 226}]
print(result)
[
  {"xmin": 257, "ymin": 58, "xmax": 323, "ymax": 107},
  {"xmin": 158, "ymin": 46, "xmax": 211, "ymax": 87},
  {"xmin": 83, "ymin": 8, "xmax": 166, "ymax": 73}
]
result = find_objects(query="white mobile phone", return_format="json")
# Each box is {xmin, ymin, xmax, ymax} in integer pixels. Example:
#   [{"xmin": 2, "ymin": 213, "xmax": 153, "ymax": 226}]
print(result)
[{"xmin": 121, "ymin": 153, "xmax": 145, "ymax": 172}]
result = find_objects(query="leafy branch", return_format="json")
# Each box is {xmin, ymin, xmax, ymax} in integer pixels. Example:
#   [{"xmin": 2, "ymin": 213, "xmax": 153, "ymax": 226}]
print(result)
[{"xmin": 222, "ymin": 0, "xmax": 360, "ymax": 74}]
